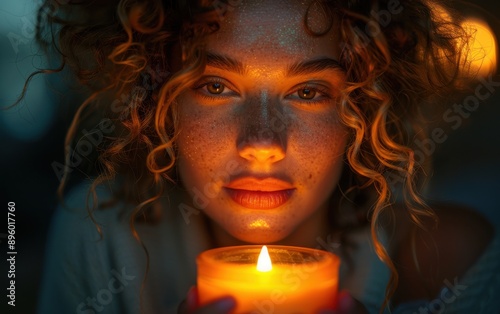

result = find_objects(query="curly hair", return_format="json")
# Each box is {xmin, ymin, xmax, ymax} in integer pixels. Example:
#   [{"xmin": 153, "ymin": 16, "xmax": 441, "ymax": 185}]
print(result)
[{"xmin": 34, "ymin": 0, "xmax": 475, "ymax": 311}]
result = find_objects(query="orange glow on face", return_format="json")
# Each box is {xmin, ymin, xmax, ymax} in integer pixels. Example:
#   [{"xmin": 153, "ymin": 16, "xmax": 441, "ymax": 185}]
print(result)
[
  {"xmin": 248, "ymin": 219, "xmax": 270, "ymax": 229},
  {"xmin": 256, "ymin": 245, "xmax": 272, "ymax": 272},
  {"xmin": 462, "ymin": 18, "xmax": 497, "ymax": 77}
]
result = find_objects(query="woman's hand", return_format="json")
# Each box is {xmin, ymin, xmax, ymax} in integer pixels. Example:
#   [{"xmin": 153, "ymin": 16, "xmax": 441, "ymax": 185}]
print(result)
[
  {"xmin": 177, "ymin": 286, "xmax": 236, "ymax": 314},
  {"xmin": 319, "ymin": 291, "xmax": 368, "ymax": 314},
  {"xmin": 178, "ymin": 287, "xmax": 366, "ymax": 314}
]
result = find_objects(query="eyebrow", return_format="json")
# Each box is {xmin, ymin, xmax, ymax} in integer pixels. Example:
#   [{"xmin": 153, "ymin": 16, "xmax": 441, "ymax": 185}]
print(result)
[
  {"xmin": 206, "ymin": 52, "xmax": 246, "ymax": 75},
  {"xmin": 205, "ymin": 52, "xmax": 344, "ymax": 77},
  {"xmin": 286, "ymin": 58, "xmax": 345, "ymax": 76}
]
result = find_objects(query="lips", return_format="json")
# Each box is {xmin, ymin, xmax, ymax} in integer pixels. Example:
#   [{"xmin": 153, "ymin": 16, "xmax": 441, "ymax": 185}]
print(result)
[{"xmin": 224, "ymin": 177, "xmax": 295, "ymax": 209}]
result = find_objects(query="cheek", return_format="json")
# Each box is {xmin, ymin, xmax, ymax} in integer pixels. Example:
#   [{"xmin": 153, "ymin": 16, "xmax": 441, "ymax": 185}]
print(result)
[
  {"xmin": 290, "ymin": 112, "xmax": 347, "ymax": 186},
  {"xmin": 176, "ymin": 98, "xmax": 237, "ymax": 185}
]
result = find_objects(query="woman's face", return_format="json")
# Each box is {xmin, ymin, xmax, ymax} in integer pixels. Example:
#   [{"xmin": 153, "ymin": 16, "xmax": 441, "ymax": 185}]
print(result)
[{"xmin": 176, "ymin": 0, "xmax": 348, "ymax": 245}]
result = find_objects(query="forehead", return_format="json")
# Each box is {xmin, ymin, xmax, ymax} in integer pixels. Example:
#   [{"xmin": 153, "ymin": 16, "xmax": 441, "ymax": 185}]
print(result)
[{"xmin": 205, "ymin": 0, "xmax": 339, "ymax": 64}]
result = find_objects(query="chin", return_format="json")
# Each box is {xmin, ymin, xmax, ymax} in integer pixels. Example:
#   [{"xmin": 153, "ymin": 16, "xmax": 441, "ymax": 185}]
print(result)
[{"xmin": 229, "ymin": 226, "xmax": 291, "ymax": 245}]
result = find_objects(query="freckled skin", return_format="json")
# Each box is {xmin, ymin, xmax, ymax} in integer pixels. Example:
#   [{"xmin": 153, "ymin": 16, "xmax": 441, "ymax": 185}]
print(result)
[{"xmin": 176, "ymin": 0, "xmax": 348, "ymax": 246}]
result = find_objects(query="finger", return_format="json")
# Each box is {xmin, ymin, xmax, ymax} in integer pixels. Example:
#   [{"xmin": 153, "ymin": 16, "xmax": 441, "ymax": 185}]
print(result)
[
  {"xmin": 187, "ymin": 286, "xmax": 199, "ymax": 312},
  {"xmin": 178, "ymin": 286, "xmax": 198, "ymax": 314},
  {"xmin": 318, "ymin": 291, "xmax": 368, "ymax": 314},
  {"xmin": 193, "ymin": 297, "xmax": 236, "ymax": 314},
  {"xmin": 336, "ymin": 291, "xmax": 368, "ymax": 314},
  {"xmin": 337, "ymin": 291, "xmax": 355, "ymax": 312}
]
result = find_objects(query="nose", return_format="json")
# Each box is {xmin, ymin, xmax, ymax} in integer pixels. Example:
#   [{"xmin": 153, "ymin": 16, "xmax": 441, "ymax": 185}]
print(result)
[
  {"xmin": 237, "ymin": 93, "xmax": 287, "ymax": 164},
  {"xmin": 239, "ymin": 143, "xmax": 285, "ymax": 163}
]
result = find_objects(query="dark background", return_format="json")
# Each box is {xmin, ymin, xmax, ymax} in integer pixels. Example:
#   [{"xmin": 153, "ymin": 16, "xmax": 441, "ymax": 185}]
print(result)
[{"xmin": 0, "ymin": 1, "xmax": 499, "ymax": 313}]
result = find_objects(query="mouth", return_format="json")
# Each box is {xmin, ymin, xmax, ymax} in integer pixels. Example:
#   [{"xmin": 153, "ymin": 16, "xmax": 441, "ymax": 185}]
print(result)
[{"xmin": 224, "ymin": 177, "xmax": 295, "ymax": 209}]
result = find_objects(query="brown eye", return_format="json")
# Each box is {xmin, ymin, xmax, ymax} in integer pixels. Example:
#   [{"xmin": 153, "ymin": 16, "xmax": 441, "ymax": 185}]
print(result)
[
  {"xmin": 298, "ymin": 88, "xmax": 316, "ymax": 100},
  {"xmin": 207, "ymin": 82, "xmax": 225, "ymax": 94}
]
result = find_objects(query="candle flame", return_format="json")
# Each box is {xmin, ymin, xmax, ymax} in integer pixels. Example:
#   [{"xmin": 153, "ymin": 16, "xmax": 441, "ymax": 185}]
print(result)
[{"xmin": 257, "ymin": 245, "xmax": 272, "ymax": 272}]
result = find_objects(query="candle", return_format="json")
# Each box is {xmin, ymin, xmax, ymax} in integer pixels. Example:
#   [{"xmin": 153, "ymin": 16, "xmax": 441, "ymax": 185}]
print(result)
[{"xmin": 197, "ymin": 245, "xmax": 340, "ymax": 313}]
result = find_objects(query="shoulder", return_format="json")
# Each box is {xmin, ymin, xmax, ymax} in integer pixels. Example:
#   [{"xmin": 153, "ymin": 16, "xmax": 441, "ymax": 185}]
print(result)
[
  {"xmin": 391, "ymin": 203, "xmax": 494, "ymax": 304},
  {"xmin": 38, "ymin": 181, "xmax": 143, "ymax": 312},
  {"xmin": 49, "ymin": 181, "xmax": 130, "ymax": 241}
]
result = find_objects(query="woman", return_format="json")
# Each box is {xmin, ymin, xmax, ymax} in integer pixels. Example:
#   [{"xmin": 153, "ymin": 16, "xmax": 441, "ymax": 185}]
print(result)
[{"xmin": 35, "ymin": 0, "xmax": 498, "ymax": 313}]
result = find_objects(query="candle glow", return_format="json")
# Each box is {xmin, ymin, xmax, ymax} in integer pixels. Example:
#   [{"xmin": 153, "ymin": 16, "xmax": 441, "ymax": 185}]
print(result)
[{"xmin": 197, "ymin": 245, "xmax": 340, "ymax": 313}]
